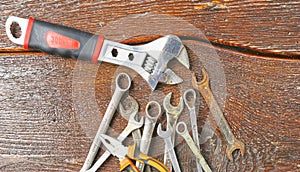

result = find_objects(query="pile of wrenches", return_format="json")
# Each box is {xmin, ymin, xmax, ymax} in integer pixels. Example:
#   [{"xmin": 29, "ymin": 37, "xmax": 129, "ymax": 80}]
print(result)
[
  {"xmin": 81, "ymin": 69, "xmax": 245, "ymax": 172},
  {"xmin": 4, "ymin": 16, "xmax": 245, "ymax": 172}
]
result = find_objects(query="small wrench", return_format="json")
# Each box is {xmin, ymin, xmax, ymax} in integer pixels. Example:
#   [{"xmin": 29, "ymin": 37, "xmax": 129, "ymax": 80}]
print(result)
[
  {"xmin": 157, "ymin": 124, "xmax": 181, "ymax": 172},
  {"xmin": 81, "ymin": 73, "xmax": 131, "ymax": 171},
  {"xmin": 183, "ymin": 89, "xmax": 202, "ymax": 172},
  {"xmin": 138, "ymin": 101, "xmax": 162, "ymax": 172},
  {"xmin": 192, "ymin": 68, "xmax": 245, "ymax": 161},
  {"xmin": 163, "ymin": 93, "xmax": 184, "ymax": 170},
  {"xmin": 87, "ymin": 108, "xmax": 144, "ymax": 172},
  {"xmin": 176, "ymin": 122, "xmax": 212, "ymax": 172},
  {"xmin": 118, "ymin": 95, "xmax": 142, "ymax": 147}
]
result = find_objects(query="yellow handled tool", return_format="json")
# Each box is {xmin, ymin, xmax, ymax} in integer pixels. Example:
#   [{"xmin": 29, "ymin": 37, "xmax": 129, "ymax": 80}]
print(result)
[{"xmin": 100, "ymin": 134, "xmax": 170, "ymax": 172}]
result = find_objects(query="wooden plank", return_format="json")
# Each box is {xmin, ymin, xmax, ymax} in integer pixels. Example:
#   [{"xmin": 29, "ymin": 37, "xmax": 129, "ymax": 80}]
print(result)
[
  {"xmin": 1, "ymin": 0, "xmax": 300, "ymax": 56},
  {"xmin": 0, "ymin": 41, "xmax": 299, "ymax": 171}
]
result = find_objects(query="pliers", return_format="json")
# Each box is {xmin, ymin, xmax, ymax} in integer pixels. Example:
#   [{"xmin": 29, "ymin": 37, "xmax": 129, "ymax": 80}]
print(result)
[{"xmin": 99, "ymin": 134, "xmax": 170, "ymax": 172}]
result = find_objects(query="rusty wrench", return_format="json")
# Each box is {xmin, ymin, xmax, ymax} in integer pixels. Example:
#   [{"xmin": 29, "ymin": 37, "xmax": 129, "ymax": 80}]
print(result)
[
  {"xmin": 176, "ymin": 122, "xmax": 212, "ymax": 172},
  {"xmin": 192, "ymin": 68, "xmax": 245, "ymax": 161},
  {"xmin": 163, "ymin": 93, "xmax": 184, "ymax": 171},
  {"xmin": 183, "ymin": 89, "xmax": 202, "ymax": 172}
]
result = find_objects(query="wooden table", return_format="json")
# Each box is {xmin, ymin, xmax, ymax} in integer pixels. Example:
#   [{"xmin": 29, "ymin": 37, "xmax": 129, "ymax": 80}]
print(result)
[{"xmin": 0, "ymin": 1, "xmax": 299, "ymax": 171}]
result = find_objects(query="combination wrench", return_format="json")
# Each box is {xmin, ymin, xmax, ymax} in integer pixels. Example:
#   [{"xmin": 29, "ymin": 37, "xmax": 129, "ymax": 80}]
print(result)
[
  {"xmin": 138, "ymin": 101, "xmax": 162, "ymax": 172},
  {"xmin": 163, "ymin": 93, "xmax": 184, "ymax": 171},
  {"xmin": 176, "ymin": 122, "xmax": 212, "ymax": 172},
  {"xmin": 183, "ymin": 89, "xmax": 202, "ymax": 172},
  {"xmin": 81, "ymin": 73, "xmax": 131, "ymax": 171},
  {"xmin": 157, "ymin": 124, "xmax": 181, "ymax": 172},
  {"xmin": 192, "ymin": 68, "xmax": 245, "ymax": 161}
]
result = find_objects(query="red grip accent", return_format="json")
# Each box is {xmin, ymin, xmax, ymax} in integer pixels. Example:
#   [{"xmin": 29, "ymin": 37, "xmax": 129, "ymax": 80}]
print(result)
[
  {"xmin": 92, "ymin": 36, "xmax": 104, "ymax": 63},
  {"xmin": 24, "ymin": 17, "xmax": 34, "ymax": 49},
  {"xmin": 45, "ymin": 31, "xmax": 80, "ymax": 49}
]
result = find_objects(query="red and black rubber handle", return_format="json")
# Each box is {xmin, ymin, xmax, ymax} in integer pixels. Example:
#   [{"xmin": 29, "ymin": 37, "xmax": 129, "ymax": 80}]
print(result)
[{"xmin": 25, "ymin": 18, "xmax": 104, "ymax": 62}]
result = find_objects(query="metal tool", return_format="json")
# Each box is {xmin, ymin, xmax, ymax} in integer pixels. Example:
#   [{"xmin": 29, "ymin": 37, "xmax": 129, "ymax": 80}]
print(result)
[
  {"xmin": 157, "ymin": 124, "xmax": 181, "ymax": 172},
  {"xmin": 138, "ymin": 101, "xmax": 162, "ymax": 172},
  {"xmin": 183, "ymin": 89, "xmax": 202, "ymax": 172},
  {"xmin": 192, "ymin": 68, "xmax": 245, "ymax": 161},
  {"xmin": 87, "ymin": 107, "xmax": 144, "ymax": 172},
  {"xmin": 118, "ymin": 95, "xmax": 142, "ymax": 147},
  {"xmin": 163, "ymin": 93, "xmax": 184, "ymax": 170},
  {"xmin": 6, "ymin": 16, "xmax": 190, "ymax": 90},
  {"xmin": 100, "ymin": 134, "xmax": 170, "ymax": 172},
  {"xmin": 176, "ymin": 122, "xmax": 212, "ymax": 172},
  {"xmin": 81, "ymin": 72, "xmax": 131, "ymax": 171}
]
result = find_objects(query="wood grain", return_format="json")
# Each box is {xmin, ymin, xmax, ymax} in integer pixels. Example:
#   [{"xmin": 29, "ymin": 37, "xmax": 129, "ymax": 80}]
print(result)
[
  {"xmin": 1, "ymin": 0, "xmax": 300, "ymax": 57},
  {"xmin": 0, "ymin": 42, "xmax": 299, "ymax": 171}
]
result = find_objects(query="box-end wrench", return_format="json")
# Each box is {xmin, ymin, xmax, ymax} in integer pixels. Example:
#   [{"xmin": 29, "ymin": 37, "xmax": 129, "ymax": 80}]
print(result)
[
  {"xmin": 81, "ymin": 73, "xmax": 131, "ymax": 171},
  {"xmin": 157, "ymin": 124, "xmax": 181, "ymax": 172},
  {"xmin": 183, "ymin": 89, "xmax": 202, "ymax": 172},
  {"xmin": 87, "ymin": 106, "xmax": 144, "ymax": 172},
  {"xmin": 163, "ymin": 93, "xmax": 184, "ymax": 171},
  {"xmin": 192, "ymin": 68, "xmax": 245, "ymax": 161},
  {"xmin": 176, "ymin": 122, "xmax": 212, "ymax": 172},
  {"xmin": 138, "ymin": 101, "xmax": 162, "ymax": 172}
]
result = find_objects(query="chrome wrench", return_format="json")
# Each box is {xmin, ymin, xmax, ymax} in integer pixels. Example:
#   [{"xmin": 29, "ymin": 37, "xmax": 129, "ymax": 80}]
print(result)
[
  {"xmin": 138, "ymin": 101, "xmax": 162, "ymax": 172},
  {"xmin": 183, "ymin": 89, "xmax": 202, "ymax": 172},
  {"xmin": 157, "ymin": 124, "xmax": 181, "ymax": 172},
  {"xmin": 81, "ymin": 73, "xmax": 131, "ymax": 171},
  {"xmin": 192, "ymin": 68, "xmax": 245, "ymax": 161},
  {"xmin": 176, "ymin": 122, "xmax": 212, "ymax": 172},
  {"xmin": 6, "ymin": 16, "xmax": 190, "ymax": 90},
  {"xmin": 87, "ymin": 108, "xmax": 144, "ymax": 172},
  {"xmin": 163, "ymin": 93, "xmax": 184, "ymax": 171}
]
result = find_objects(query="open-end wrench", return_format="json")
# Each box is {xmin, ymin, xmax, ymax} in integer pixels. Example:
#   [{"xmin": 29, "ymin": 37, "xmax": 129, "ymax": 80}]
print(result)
[
  {"xmin": 138, "ymin": 101, "xmax": 162, "ymax": 172},
  {"xmin": 6, "ymin": 16, "xmax": 190, "ymax": 90},
  {"xmin": 176, "ymin": 122, "xmax": 212, "ymax": 172},
  {"xmin": 183, "ymin": 89, "xmax": 202, "ymax": 172},
  {"xmin": 163, "ymin": 93, "xmax": 184, "ymax": 170},
  {"xmin": 192, "ymin": 68, "xmax": 245, "ymax": 161},
  {"xmin": 87, "ymin": 108, "xmax": 144, "ymax": 172},
  {"xmin": 81, "ymin": 73, "xmax": 131, "ymax": 171},
  {"xmin": 118, "ymin": 95, "xmax": 142, "ymax": 147},
  {"xmin": 157, "ymin": 124, "xmax": 181, "ymax": 172}
]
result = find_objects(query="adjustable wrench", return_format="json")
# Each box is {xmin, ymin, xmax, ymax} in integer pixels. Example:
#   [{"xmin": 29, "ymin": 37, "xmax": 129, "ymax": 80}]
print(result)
[
  {"xmin": 6, "ymin": 16, "xmax": 190, "ymax": 90},
  {"xmin": 176, "ymin": 122, "xmax": 212, "ymax": 172},
  {"xmin": 87, "ymin": 107, "xmax": 144, "ymax": 172},
  {"xmin": 163, "ymin": 93, "xmax": 184, "ymax": 170},
  {"xmin": 157, "ymin": 124, "xmax": 181, "ymax": 172},
  {"xmin": 138, "ymin": 101, "xmax": 162, "ymax": 172},
  {"xmin": 183, "ymin": 89, "xmax": 202, "ymax": 172},
  {"xmin": 81, "ymin": 73, "xmax": 131, "ymax": 171},
  {"xmin": 192, "ymin": 68, "xmax": 245, "ymax": 161}
]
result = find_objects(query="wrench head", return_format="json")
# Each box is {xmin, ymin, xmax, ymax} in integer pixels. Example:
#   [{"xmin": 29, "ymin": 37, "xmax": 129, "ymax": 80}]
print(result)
[
  {"xmin": 157, "ymin": 123, "xmax": 172, "ymax": 139},
  {"xmin": 192, "ymin": 68, "xmax": 210, "ymax": 90},
  {"xmin": 142, "ymin": 35, "xmax": 190, "ymax": 90},
  {"xmin": 183, "ymin": 89, "xmax": 197, "ymax": 110},
  {"xmin": 226, "ymin": 139, "xmax": 245, "ymax": 161},
  {"xmin": 118, "ymin": 95, "xmax": 139, "ymax": 121},
  {"xmin": 127, "ymin": 110, "xmax": 144, "ymax": 129},
  {"xmin": 163, "ymin": 92, "xmax": 184, "ymax": 115}
]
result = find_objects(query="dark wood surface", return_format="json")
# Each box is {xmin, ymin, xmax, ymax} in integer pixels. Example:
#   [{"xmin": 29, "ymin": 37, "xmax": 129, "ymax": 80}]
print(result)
[{"xmin": 0, "ymin": 1, "xmax": 299, "ymax": 172}]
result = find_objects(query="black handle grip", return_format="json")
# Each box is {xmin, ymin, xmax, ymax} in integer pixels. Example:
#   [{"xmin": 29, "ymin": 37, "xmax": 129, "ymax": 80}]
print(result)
[{"xmin": 26, "ymin": 18, "xmax": 104, "ymax": 62}]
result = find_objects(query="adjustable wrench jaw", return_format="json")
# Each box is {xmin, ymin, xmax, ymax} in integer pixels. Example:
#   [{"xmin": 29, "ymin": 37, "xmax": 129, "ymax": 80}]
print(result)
[{"xmin": 99, "ymin": 35, "xmax": 189, "ymax": 90}]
